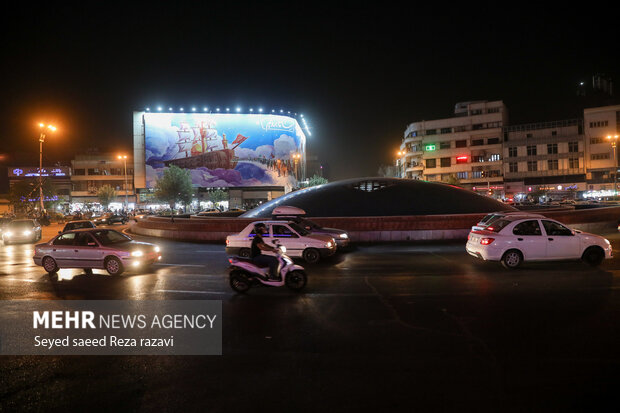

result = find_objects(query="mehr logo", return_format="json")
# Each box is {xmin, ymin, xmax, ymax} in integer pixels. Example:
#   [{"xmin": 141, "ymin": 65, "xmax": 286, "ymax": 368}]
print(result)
[{"xmin": 12, "ymin": 168, "xmax": 23, "ymax": 176}]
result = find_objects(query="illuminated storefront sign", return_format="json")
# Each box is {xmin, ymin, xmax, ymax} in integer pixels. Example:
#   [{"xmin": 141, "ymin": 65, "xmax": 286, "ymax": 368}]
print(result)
[
  {"xmin": 9, "ymin": 167, "xmax": 69, "ymax": 178},
  {"xmin": 424, "ymin": 144, "xmax": 436, "ymax": 151},
  {"xmin": 143, "ymin": 113, "xmax": 306, "ymax": 189}
]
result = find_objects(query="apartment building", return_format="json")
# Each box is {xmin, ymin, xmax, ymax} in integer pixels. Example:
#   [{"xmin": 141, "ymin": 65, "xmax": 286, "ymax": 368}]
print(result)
[
  {"xmin": 398, "ymin": 101, "xmax": 508, "ymax": 194},
  {"xmin": 502, "ymin": 119, "xmax": 585, "ymax": 198},
  {"xmin": 71, "ymin": 153, "xmax": 136, "ymax": 206},
  {"xmin": 584, "ymin": 104, "xmax": 620, "ymax": 192}
]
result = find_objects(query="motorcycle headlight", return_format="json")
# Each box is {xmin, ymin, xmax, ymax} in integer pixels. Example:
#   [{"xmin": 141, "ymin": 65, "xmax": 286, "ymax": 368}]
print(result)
[
  {"xmin": 340, "ymin": 233, "xmax": 348, "ymax": 239},
  {"xmin": 280, "ymin": 246, "xmax": 287, "ymax": 253},
  {"xmin": 131, "ymin": 250, "xmax": 144, "ymax": 257}
]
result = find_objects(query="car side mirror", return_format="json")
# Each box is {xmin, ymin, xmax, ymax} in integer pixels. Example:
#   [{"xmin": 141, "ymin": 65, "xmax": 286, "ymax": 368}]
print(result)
[{"xmin": 571, "ymin": 230, "xmax": 576, "ymax": 236}]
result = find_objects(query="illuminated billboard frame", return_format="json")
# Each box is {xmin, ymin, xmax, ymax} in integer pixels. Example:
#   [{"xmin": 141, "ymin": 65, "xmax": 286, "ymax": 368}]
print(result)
[{"xmin": 133, "ymin": 112, "xmax": 307, "ymax": 191}]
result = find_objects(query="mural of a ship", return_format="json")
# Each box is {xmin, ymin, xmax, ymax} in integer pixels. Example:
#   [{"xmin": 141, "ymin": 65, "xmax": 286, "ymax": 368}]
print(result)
[{"xmin": 163, "ymin": 121, "xmax": 248, "ymax": 170}]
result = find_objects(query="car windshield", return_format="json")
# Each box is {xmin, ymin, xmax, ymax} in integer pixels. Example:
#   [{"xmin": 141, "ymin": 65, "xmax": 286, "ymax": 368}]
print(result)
[
  {"xmin": 289, "ymin": 222, "xmax": 310, "ymax": 236},
  {"xmin": 9, "ymin": 221, "xmax": 34, "ymax": 229},
  {"xmin": 91, "ymin": 230, "xmax": 131, "ymax": 245},
  {"xmin": 485, "ymin": 219, "xmax": 511, "ymax": 233}
]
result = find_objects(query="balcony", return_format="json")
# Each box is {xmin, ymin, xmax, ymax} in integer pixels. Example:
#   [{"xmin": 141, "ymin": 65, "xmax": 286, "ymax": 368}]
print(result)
[{"xmin": 504, "ymin": 168, "xmax": 585, "ymax": 179}]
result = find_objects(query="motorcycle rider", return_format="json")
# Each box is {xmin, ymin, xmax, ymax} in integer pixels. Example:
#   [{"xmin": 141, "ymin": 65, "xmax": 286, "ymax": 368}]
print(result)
[{"xmin": 250, "ymin": 223, "xmax": 279, "ymax": 280}]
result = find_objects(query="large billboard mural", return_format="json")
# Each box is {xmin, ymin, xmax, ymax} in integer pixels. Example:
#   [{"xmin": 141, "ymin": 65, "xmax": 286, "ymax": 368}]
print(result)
[{"xmin": 143, "ymin": 113, "xmax": 306, "ymax": 189}]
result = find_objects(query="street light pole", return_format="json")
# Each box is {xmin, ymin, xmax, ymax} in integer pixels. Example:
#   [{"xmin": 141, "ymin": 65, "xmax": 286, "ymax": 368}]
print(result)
[
  {"xmin": 118, "ymin": 155, "xmax": 128, "ymax": 210},
  {"xmin": 607, "ymin": 135, "xmax": 619, "ymax": 195},
  {"xmin": 38, "ymin": 124, "xmax": 56, "ymax": 213}
]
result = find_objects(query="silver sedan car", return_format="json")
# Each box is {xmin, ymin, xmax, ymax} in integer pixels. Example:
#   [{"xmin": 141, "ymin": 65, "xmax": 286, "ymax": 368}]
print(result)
[{"xmin": 34, "ymin": 228, "xmax": 161, "ymax": 276}]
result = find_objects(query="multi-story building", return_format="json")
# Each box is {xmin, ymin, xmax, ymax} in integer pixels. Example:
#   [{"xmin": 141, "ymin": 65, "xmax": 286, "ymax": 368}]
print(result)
[
  {"xmin": 584, "ymin": 104, "xmax": 620, "ymax": 193},
  {"xmin": 502, "ymin": 119, "xmax": 586, "ymax": 199},
  {"xmin": 398, "ymin": 101, "xmax": 508, "ymax": 194},
  {"xmin": 71, "ymin": 153, "xmax": 136, "ymax": 208}
]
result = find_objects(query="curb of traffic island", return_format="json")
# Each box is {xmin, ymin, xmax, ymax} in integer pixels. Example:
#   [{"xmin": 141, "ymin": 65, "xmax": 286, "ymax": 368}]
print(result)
[{"xmin": 128, "ymin": 206, "xmax": 620, "ymax": 243}]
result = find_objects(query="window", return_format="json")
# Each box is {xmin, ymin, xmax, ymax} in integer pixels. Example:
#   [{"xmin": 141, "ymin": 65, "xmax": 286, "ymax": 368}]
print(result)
[
  {"xmin": 487, "ymin": 137, "xmax": 500, "ymax": 145},
  {"xmin": 547, "ymin": 159, "xmax": 558, "ymax": 170},
  {"xmin": 513, "ymin": 220, "xmax": 542, "ymax": 236},
  {"xmin": 457, "ymin": 172, "xmax": 468, "ymax": 179},
  {"xmin": 439, "ymin": 141, "xmax": 451, "ymax": 149},
  {"xmin": 589, "ymin": 121, "xmax": 609, "ymax": 128},
  {"xmin": 487, "ymin": 107, "xmax": 500, "ymax": 113},
  {"xmin": 489, "ymin": 153, "xmax": 501, "ymax": 162},
  {"xmin": 527, "ymin": 161, "xmax": 537, "ymax": 172},
  {"xmin": 471, "ymin": 171, "xmax": 483, "ymax": 178},
  {"xmin": 425, "ymin": 159, "xmax": 436, "ymax": 168},
  {"xmin": 547, "ymin": 143, "xmax": 558, "ymax": 154},
  {"xmin": 551, "ymin": 131, "xmax": 557, "ymax": 136},
  {"xmin": 508, "ymin": 147, "xmax": 517, "ymax": 157},
  {"xmin": 73, "ymin": 169, "xmax": 86, "ymax": 175},
  {"xmin": 569, "ymin": 157, "xmax": 579, "ymax": 168},
  {"xmin": 471, "ymin": 109, "xmax": 482, "ymax": 115},
  {"xmin": 509, "ymin": 162, "xmax": 518, "ymax": 173},
  {"xmin": 542, "ymin": 220, "xmax": 572, "ymax": 236},
  {"xmin": 53, "ymin": 233, "xmax": 77, "ymax": 245},
  {"xmin": 568, "ymin": 141, "xmax": 578, "ymax": 152},
  {"xmin": 591, "ymin": 153, "xmax": 610, "ymax": 160},
  {"xmin": 75, "ymin": 233, "xmax": 97, "ymax": 246},
  {"xmin": 526, "ymin": 133, "xmax": 533, "ymax": 138},
  {"xmin": 440, "ymin": 157, "xmax": 451, "ymax": 167},
  {"xmin": 487, "ymin": 219, "xmax": 511, "ymax": 232},
  {"xmin": 527, "ymin": 145, "xmax": 537, "ymax": 156},
  {"xmin": 272, "ymin": 225, "xmax": 299, "ymax": 238},
  {"xmin": 440, "ymin": 127, "xmax": 452, "ymax": 134},
  {"xmin": 472, "ymin": 155, "xmax": 484, "ymax": 163},
  {"xmin": 425, "ymin": 129, "xmax": 437, "ymax": 135},
  {"xmin": 590, "ymin": 137, "xmax": 604, "ymax": 144},
  {"xmin": 471, "ymin": 139, "xmax": 484, "ymax": 146}
]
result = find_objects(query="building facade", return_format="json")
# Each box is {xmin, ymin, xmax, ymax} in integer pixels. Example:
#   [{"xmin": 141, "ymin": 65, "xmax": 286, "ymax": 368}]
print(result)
[
  {"xmin": 71, "ymin": 153, "xmax": 136, "ymax": 207},
  {"xmin": 398, "ymin": 103, "xmax": 620, "ymax": 200},
  {"xmin": 398, "ymin": 101, "xmax": 508, "ymax": 195},
  {"xmin": 502, "ymin": 119, "xmax": 586, "ymax": 199}
]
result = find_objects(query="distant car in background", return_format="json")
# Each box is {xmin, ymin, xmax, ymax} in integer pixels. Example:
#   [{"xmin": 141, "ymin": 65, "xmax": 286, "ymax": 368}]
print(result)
[
  {"xmin": 195, "ymin": 208, "xmax": 221, "ymax": 216},
  {"xmin": 93, "ymin": 213, "xmax": 127, "ymax": 225},
  {"xmin": 61, "ymin": 220, "xmax": 96, "ymax": 233},
  {"xmin": 2, "ymin": 219, "xmax": 42, "ymax": 244},
  {"xmin": 271, "ymin": 206, "xmax": 350, "ymax": 248}
]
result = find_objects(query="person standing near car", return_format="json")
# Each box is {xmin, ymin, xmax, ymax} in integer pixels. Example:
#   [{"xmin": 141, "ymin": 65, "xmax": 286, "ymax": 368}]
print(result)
[{"xmin": 251, "ymin": 223, "xmax": 279, "ymax": 280}]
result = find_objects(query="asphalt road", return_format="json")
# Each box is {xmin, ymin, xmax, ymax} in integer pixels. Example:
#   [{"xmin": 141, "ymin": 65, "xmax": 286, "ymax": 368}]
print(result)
[{"xmin": 0, "ymin": 223, "xmax": 619, "ymax": 412}]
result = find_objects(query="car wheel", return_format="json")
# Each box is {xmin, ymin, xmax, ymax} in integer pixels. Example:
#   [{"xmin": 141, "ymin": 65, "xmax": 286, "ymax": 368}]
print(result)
[
  {"xmin": 501, "ymin": 249, "xmax": 523, "ymax": 269},
  {"xmin": 104, "ymin": 256, "xmax": 124, "ymax": 276},
  {"xmin": 582, "ymin": 246, "xmax": 604, "ymax": 267},
  {"xmin": 303, "ymin": 248, "xmax": 320, "ymax": 264},
  {"xmin": 42, "ymin": 256, "xmax": 59, "ymax": 274},
  {"xmin": 229, "ymin": 271, "xmax": 251, "ymax": 293},
  {"xmin": 239, "ymin": 248, "xmax": 251, "ymax": 258},
  {"xmin": 285, "ymin": 270, "xmax": 307, "ymax": 291}
]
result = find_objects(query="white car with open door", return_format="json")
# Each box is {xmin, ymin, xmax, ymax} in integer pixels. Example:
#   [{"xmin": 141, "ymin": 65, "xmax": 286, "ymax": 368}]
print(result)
[
  {"xmin": 225, "ymin": 220, "xmax": 337, "ymax": 263},
  {"xmin": 466, "ymin": 216, "xmax": 612, "ymax": 269}
]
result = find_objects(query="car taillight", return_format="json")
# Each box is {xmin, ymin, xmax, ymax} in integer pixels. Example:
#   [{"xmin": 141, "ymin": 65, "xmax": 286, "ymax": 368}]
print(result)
[
  {"xmin": 467, "ymin": 234, "xmax": 471, "ymax": 240},
  {"xmin": 225, "ymin": 239, "xmax": 229, "ymax": 245},
  {"xmin": 480, "ymin": 238, "xmax": 495, "ymax": 245},
  {"xmin": 486, "ymin": 226, "xmax": 495, "ymax": 231}
]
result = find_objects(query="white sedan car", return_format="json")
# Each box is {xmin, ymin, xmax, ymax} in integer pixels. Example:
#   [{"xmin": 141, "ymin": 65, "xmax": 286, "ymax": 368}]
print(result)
[
  {"xmin": 225, "ymin": 220, "xmax": 337, "ymax": 263},
  {"xmin": 34, "ymin": 228, "xmax": 161, "ymax": 276},
  {"xmin": 466, "ymin": 216, "xmax": 612, "ymax": 269}
]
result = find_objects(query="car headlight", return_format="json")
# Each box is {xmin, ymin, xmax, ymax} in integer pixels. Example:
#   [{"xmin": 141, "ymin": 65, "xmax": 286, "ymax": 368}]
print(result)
[
  {"xmin": 23, "ymin": 230, "xmax": 32, "ymax": 236},
  {"xmin": 154, "ymin": 246, "xmax": 160, "ymax": 253},
  {"xmin": 339, "ymin": 233, "xmax": 348, "ymax": 239},
  {"xmin": 4, "ymin": 231, "xmax": 12, "ymax": 238},
  {"xmin": 604, "ymin": 239, "xmax": 611, "ymax": 245},
  {"xmin": 131, "ymin": 250, "xmax": 144, "ymax": 257},
  {"xmin": 326, "ymin": 241, "xmax": 333, "ymax": 248}
]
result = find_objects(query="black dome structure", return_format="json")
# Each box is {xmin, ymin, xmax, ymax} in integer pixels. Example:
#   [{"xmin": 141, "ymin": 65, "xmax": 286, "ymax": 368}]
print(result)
[{"xmin": 241, "ymin": 177, "xmax": 516, "ymax": 218}]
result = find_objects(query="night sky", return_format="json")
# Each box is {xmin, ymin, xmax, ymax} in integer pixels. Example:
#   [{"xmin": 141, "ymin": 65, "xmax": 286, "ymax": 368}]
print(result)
[{"xmin": 0, "ymin": 3, "xmax": 618, "ymax": 185}]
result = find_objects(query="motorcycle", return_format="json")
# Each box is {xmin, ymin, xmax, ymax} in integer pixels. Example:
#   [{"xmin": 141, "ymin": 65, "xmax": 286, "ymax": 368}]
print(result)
[{"xmin": 227, "ymin": 242, "xmax": 308, "ymax": 293}]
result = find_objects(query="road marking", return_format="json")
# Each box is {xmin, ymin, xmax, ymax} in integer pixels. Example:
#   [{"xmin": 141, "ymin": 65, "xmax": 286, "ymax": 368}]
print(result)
[
  {"xmin": 157, "ymin": 289, "xmax": 231, "ymax": 295},
  {"xmin": 154, "ymin": 263, "xmax": 206, "ymax": 267}
]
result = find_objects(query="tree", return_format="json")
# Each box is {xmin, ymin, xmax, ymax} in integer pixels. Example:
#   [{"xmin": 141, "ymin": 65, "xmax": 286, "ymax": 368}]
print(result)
[
  {"xmin": 442, "ymin": 174, "xmax": 461, "ymax": 187},
  {"xmin": 377, "ymin": 165, "xmax": 400, "ymax": 178},
  {"xmin": 154, "ymin": 165, "xmax": 194, "ymax": 209},
  {"xmin": 97, "ymin": 185, "xmax": 117, "ymax": 210},
  {"xmin": 9, "ymin": 178, "xmax": 55, "ymax": 213},
  {"xmin": 208, "ymin": 189, "xmax": 228, "ymax": 209},
  {"xmin": 306, "ymin": 174, "xmax": 328, "ymax": 187}
]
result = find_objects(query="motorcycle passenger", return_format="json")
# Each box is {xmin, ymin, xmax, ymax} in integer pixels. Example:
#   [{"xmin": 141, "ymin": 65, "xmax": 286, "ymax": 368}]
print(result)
[{"xmin": 250, "ymin": 223, "xmax": 279, "ymax": 280}]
